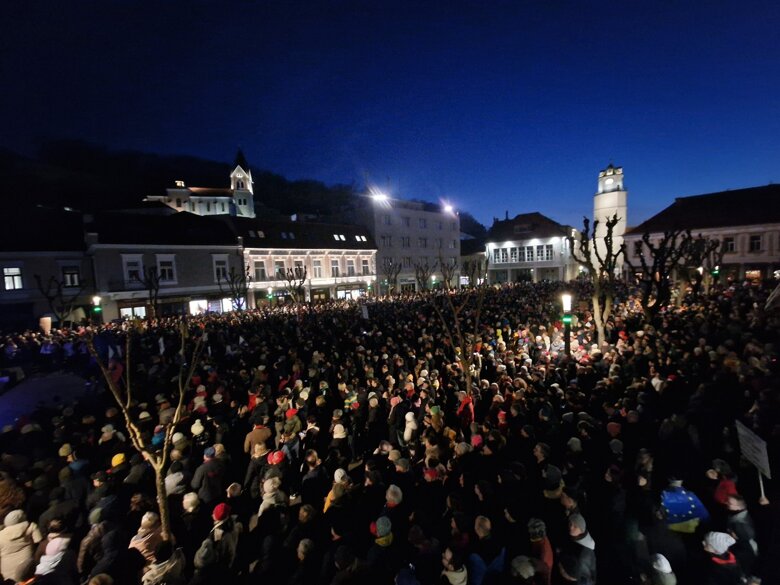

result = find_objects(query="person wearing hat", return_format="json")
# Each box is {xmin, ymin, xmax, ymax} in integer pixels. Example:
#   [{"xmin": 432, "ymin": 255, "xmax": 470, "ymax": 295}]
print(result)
[
  {"xmin": 561, "ymin": 513, "xmax": 596, "ymax": 585},
  {"xmin": 207, "ymin": 503, "xmax": 241, "ymax": 572},
  {"xmin": 702, "ymin": 531, "xmax": 743, "ymax": 584},
  {"xmin": 128, "ymin": 511, "xmax": 164, "ymax": 565},
  {"xmin": 191, "ymin": 446, "xmax": 226, "ymax": 506},
  {"xmin": 0, "ymin": 509, "xmax": 43, "ymax": 582},
  {"xmin": 649, "ymin": 554, "xmax": 677, "ymax": 585},
  {"xmin": 366, "ymin": 515, "xmax": 401, "ymax": 579},
  {"xmin": 140, "ymin": 539, "xmax": 185, "ymax": 585}
]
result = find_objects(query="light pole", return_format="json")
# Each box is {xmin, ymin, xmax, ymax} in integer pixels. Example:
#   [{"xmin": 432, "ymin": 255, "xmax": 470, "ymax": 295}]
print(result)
[{"xmin": 561, "ymin": 293, "xmax": 572, "ymax": 357}]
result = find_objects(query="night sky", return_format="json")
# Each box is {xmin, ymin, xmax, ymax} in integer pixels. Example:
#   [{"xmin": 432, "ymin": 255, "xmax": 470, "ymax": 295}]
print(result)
[{"xmin": 2, "ymin": 1, "xmax": 779, "ymax": 228}]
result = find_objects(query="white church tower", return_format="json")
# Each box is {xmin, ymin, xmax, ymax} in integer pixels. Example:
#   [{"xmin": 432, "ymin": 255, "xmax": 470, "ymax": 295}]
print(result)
[
  {"xmin": 593, "ymin": 163, "xmax": 627, "ymax": 271},
  {"xmin": 230, "ymin": 149, "xmax": 255, "ymax": 218}
]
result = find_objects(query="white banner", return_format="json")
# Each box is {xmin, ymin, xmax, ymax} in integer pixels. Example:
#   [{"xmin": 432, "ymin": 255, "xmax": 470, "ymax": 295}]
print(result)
[{"xmin": 735, "ymin": 420, "xmax": 771, "ymax": 479}]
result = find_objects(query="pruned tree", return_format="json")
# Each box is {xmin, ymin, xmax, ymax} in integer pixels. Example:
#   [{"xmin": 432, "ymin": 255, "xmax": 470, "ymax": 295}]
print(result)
[
  {"xmin": 567, "ymin": 214, "xmax": 624, "ymax": 346},
  {"xmin": 438, "ymin": 255, "xmax": 459, "ymax": 289},
  {"xmin": 34, "ymin": 274, "xmax": 85, "ymax": 326},
  {"xmin": 135, "ymin": 266, "xmax": 161, "ymax": 321},
  {"xmin": 284, "ymin": 265, "xmax": 308, "ymax": 303},
  {"xmin": 217, "ymin": 265, "xmax": 252, "ymax": 311},
  {"xmin": 624, "ymin": 230, "xmax": 690, "ymax": 319},
  {"xmin": 87, "ymin": 321, "xmax": 205, "ymax": 541},
  {"xmin": 413, "ymin": 259, "xmax": 438, "ymax": 291}
]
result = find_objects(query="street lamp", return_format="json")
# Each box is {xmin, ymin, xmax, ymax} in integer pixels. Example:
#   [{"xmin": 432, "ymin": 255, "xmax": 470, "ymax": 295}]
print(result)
[
  {"xmin": 561, "ymin": 293, "xmax": 572, "ymax": 357},
  {"xmin": 443, "ymin": 204, "xmax": 454, "ymax": 214}
]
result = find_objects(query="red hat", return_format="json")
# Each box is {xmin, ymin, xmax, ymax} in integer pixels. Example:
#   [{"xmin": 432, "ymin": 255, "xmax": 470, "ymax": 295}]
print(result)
[
  {"xmin": 267, "ymin": 450, "xmax": 285, "ymax": 465},
  {"xmin": 423, "ymin": 468, "xmax": 439, "ymax": 481},
  {"xmin": 285, "ymin": 409, "xmax": 299, "ymax": 420},
  {"xmin": 212, "ymin": 503, "xmax": 231, "ymax": 522}
]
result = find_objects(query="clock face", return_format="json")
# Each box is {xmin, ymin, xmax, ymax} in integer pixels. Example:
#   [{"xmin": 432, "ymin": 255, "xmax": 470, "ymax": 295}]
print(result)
[{"xmin": 605, "ymin": 178, "xmax": 614, "ymax": 186}]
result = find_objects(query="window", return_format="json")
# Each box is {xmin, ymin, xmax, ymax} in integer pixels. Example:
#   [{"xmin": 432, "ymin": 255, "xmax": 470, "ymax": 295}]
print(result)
[
  {"xmin": 122, "ymin": 255, "xmax": 143, "ymax": 284},
  {"xmin": 437, "ymin": 221, "xmax": 443, "ymax": 230},
  {"xmin": 333, "ymin": 234, "xmax": 341, "ymax": 241},
  {"xmin": 175, "ymin": 198, "xmax": 182, "ymax": 208},
  {"xmin": 3, "ymin": 267, "xmax": 23, "ymax": 290},
  {"xmin": 633, "ymin": 241, "xmax": 643, "ymax": 257},
  {"xmin": 281, "ymin": 232, "xmax": 287, "ymax": 239},
  {"xmin": 418, "ymin": 237, "xmax": 427, "ymax": 248},
  {"xmin": 545, "ymin": 244, "xmax": 553, "ymax": 261},
  {"xmin": 435, "ymin": 238, "xmax": 443, "ymax": 249},
  {"xmin": 347, "ymin": 259, "xmax": 356, "ymax": 276},
  {"xmin": 254, "ymin": 262, "xmax": 267, "ymax": 281},
  {"xmin": 449, "ymin": 240, "xmax": 456, "ymax": 249},
  {"xmin": 383, "ymin": 257, "xmax": 394, "ymax": 268},
  {"xmin": 213, "ymin": 256, "xmax": 229, "ymax": 282},
  {"xmin": 403, "ymin": 256, "xmax": 412, "ymax": 268},
  {"xmin": 723, "ymin": 237, "xmax": 735, "ymax": 253},
  {"xmin": 275, "ymin": 260, "xmax": 286, "ymax": 279},
  {"xmin": 510, "ymin": 248, "xmax": 518, "ymax": 262},
  {"xmin": 518, "ymin": 247, "xmax": 526, "ymax": 262},
  {"xmin": 401, "ymin": 236, "xmax": 410, "ymax": 248},
  {"xmin": 331, "ymin": 259, "xmax": 340, "ymax": 277},
  {"xmin": 361, "ymin": 259, "xmax": 370, "ymax": 275},
  {"xmin": 537, "ymin": 245, "xmax": 544, "ymax": 260},
  {"xmin": 220, "ymin": 202, "xmax": 225, "ymax": 213},
  {"xmin": 382, "ymin": 214, "xmax": 392, "ymax": 226},
  {"xmin": 380, "ymin": 235, "xmax": 393, "ymax": 247},
  {"xmin": 156, "ymin": 255, "xmax": 177, "ymax": 283},
  {"xmin": 62, "ymin": 266, "xmax": 80, "ymax": 287},
  {"xmin": 313, "ymin": 260, "xmax": 323, "ymax": 278},
  {"xmin": 500, "ymin": 248, "xmax": 508, "ymax": 263},
  {"xmin": 526, "ymin": 246, "xmax": 534, "ymax": 261},
  {"xmin": 493, "ymin": 249, "xmax": 500, "ymax": 263},
  {"xmin": 419, "ymin": 218, "xmax": 427, "ymax": 229},
  {"xmin": 451, "ymin": 221, "xmax": 457, "ymax": 231},
  {"xmin": 402, "ymin": 217, "xmax": 410, "ymax": 227},
  {"xmin": 749, "ymin": 235, "xmax": 762, "ymax": 252},
  {"xmin": 206, "ymin": 202, "xmax": 211, "ymax": 212}
]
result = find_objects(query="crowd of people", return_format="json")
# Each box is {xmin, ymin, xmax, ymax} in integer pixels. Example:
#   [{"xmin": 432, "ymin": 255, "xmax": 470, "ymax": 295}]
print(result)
[{"xmin": 0, "ymin": 279, "xmax": 778, "ymax": 585}]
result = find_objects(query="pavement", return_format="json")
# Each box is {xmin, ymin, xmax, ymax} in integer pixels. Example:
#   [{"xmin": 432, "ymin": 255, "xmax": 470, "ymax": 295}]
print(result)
[{"xmin": 0, "ymin": 372, "xmax": 96, "ymax": 427}]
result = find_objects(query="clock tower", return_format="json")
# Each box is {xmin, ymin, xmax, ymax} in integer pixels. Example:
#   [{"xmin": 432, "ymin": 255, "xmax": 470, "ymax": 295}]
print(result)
[{"xmin": 593, "ymin": 164, "xmax": 627, "ymax": 271}]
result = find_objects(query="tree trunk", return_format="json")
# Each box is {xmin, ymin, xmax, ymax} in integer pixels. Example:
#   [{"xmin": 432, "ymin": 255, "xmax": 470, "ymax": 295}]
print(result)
[
  {"xmin": 154, "ymin": 464, "xmax": 172, "ymax": 541},
  {"xmin": 591, "ymin": 291, "xmax": 605, "ymax": 347}
]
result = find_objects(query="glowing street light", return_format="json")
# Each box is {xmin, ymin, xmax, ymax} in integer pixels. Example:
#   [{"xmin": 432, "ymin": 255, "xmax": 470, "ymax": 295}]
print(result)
[
  {"xmin": 92, "ymin": 295, "xmax": 102, "ymax": 306},
  {"xmin": 561, "ymin": 293, "xmax": 572, "ymax": 312},
  {"xmin": 561, "ymin": 293, "xmax": 572, "ymax": 357},
  {"xmin": 443, "ymin": 204, "xmax": 454, "ymax": 214}
]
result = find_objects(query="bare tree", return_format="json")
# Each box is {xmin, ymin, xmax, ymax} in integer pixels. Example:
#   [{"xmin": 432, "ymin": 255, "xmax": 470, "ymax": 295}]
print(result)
[
  {"xmin": 217, "ymin": 265, "xmax": 252, "ymax": 311},
  {"xmin": 87, "ymin": 322, "xmax": 205, "ymax": 541},
  {"xmin": 380, "ymin": 259, "xmax": 403, "ymax": 296},
  {"xmin": 413, "ymin": 259, "xmax": 438, "ymax": 291},
  {"xmin": 462, "ymin": 255, "xmax": 488, "ymax": 288},
  {"xmin": 284, "ymin": 265, "xmax": 308, "ymax": 303},
  {"xmin": 567, "ymin": 214, "xmax": 624, "ymax": 346},
  {"xmin": 624, "ymin": 230, "xmax": 690, "ymax": 319},
  {"xmin": 438, "ymin": 255, "xmax": 459, "ymax": 289},
  {"xmin": 34, "ymin": 274, "xmax": 85, "ymax": 326},
  {"xmin": 430, "ymin": 256, "xmax": 488, "ymax": 395},
  {"xmin": 681, "ymin": 235, "xmax": 724, "ymax": 295},
  {"xmin": 135, "ymin": 266, "xmax": 161, "ymax": 321}
]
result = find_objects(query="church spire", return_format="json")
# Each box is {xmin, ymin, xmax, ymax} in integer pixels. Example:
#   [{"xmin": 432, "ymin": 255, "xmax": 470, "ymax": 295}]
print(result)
[{"xmin": 234, "ymin": 147, "xmax": 249, "ymax": 172}]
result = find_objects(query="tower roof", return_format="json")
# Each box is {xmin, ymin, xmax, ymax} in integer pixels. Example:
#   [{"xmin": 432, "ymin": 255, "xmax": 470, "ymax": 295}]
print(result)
[{"xmin": 234, "ymin": 148, "xmax": 249, "ymax": 172}]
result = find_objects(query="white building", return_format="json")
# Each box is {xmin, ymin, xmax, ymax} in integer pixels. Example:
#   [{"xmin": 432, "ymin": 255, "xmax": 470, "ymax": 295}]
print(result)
[
  {"xmin": 485, "ymin": 212, "xmax": 580, "ymax": 283},
  {"xmin": 624, "ymin": 184, "xmax": 780, "ymax": 281},
  {"xmin": 344, "ymin": 196, "xmax": 460, "ymax": 292},
  {"xmin": 593, "ymin": 163, "xmax": 628, "ymax": 271},
  {"xmin": 145, "ymin": 154, "xmax": 256, "ymax": 218}
]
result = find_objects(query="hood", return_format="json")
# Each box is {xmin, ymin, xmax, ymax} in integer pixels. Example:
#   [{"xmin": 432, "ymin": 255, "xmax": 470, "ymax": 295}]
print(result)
[
  {"xmin": 443, "ymin": 567, "xmax": 468, "ymax": 585},
  {"xmin": 576, "ymin": 532, "xmax": 596, "ymax": 550},
  {"xmin": 0, "ymin": 520, "xmax": 32, "ymax": 541}
]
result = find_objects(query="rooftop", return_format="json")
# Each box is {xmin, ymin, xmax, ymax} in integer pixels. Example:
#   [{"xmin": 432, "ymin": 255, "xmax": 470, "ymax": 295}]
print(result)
[
  {"xmin": 487, "ymin": 212, "xmax": 571, "ymax": 242},
  {"xmin": 627, "ymin": 184, "xmax": 780, "ymax": 234}
]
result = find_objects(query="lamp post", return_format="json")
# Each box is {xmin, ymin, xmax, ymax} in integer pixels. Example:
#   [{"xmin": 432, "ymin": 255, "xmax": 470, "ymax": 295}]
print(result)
[
  {"xmin": 561, "ymin": 293, "xmax": 572, "ymax": 357},
  {"xmin": 92, "ymin": 295, "xmax": 103, "ymax": 324}
]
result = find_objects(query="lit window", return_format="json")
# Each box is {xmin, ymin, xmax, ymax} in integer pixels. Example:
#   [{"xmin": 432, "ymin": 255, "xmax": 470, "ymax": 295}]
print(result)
[
  {"xmin": 62, "ymin": 267, "xmax": 80, "ymax": 287},
  {"xmin": 214, "ymin": 258, "xmax": 228, "ymax": 282},
  {"xmin": 157, "ymin": 255, "xmax": 176, "ymax": 282},
  {"xmin": 545, "ymin": 244, "xmax": 553, "ymax": 261},
  {"xmin": 254, "ymin": 262, "xmax": 267, "ymax": 281},
  {"xmin": 526, "ymin": 246, "xmax": 534, "ymax": 261},
  {"xmin": 334, "ymin": 234, "xmax": 340, "ymax": 241},
  {"xmin": 331, "ymin": 259, "xmax": 340, "ymax": 277},
  {"xmin": 361, "ymin": 259, "xmax": 370, "ymax": 275},
  {"xmin": 510, "ymin": 248, "xmax": 518, "ymax": 262},
  {"xmin": 123, "ymin": 255, "xmax": 143, "ymax": 284},
  {"xmin": 3, "ymin": 267, "xmax": 23, "ymax": 290},
  {"xmin": 501, "ymin": 249, "xmax": 508, "ymax": 263},
  {"xmin": 347, "ymin": 259, "xmax": 356, "ymax": 276},
  {"xmin": 275, "ymin": 260, "xmax": 286, "ymax": 279},
  {"xmin": 313, "ymin": 260, "xmax": 323, "ymax": 278}
]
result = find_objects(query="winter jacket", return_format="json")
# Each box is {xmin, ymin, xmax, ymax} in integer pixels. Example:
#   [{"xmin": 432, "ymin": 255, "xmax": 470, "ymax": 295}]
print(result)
[
  {"xmin": 141, "ymin": 547, "xmax": 186, "ymax": 585},
  {"xmin": 77, "ymin": 521, "xmax": 106, "ymax": 574},
  {"xmin": 467, "ymin": 537, "xmax": 505, "ymax": 585},
  {"xmin": 704, "ymin": 551, "xmax": 744, "ymax": 585},
  {"xmin": 129, "ymin": 525, "xmax": 164, "ymax": 564},
  {"xmin": 568, "ymin": 532, "xmax": 597, "ymax": 585},
  {"xmin": 190, "ymin": 458, "xmax": 226, "ymax": 506},
  {"xmin": 0, "ymin": 519, "xmax": 43, "ymax": 581}
]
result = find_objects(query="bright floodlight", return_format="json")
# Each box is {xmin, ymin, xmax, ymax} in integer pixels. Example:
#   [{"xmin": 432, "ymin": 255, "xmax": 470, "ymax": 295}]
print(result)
[
  {"xmin": 92, "ymin": 296, "xmax": 102, "ymax": 306},
  {"xmin": 561, "ymin": 293, "xmax": 572, "ymax": 312},
  {"xmin": 368, "ymin": 186, "xmax": 389, "ymax": 202},
  {"xmin": 443, "ymin": 204, "xmax": 454, "ymax": 213}
]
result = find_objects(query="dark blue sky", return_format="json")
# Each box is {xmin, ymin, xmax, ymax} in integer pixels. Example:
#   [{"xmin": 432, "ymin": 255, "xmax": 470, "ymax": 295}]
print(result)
[{"xmin": 2, "ymin": 1, "xmax": 779, "ymax": 227}]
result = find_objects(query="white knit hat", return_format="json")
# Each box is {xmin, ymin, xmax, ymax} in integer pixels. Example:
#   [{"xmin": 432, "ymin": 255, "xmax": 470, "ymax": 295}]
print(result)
[
  {"xmin": 191, "ymin": 420, "xmax": 204, "ymax": 436},
  {"xmin": 704, "ymin": 531, "xmax": 736, "ymax": 555},
  {"xmin": 651, "ymin": 554, "xmax": 672, "ymax": 574}
]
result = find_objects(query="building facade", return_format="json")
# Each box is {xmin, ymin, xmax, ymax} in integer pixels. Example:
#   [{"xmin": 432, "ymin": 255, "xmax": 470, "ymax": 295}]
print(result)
[
  {"xmin": 485, "ymin": 212, "xmax": 580, "ymax": 284},
  {"xmin": 0, "ymin": 208, "xmax": 94, "ymax": 331},
  {"xmin": 345, "ymin": 197, "xmax": 460, "ymax": 292},
  {"xmin": 624, "ymin": 184, "xmax": 780, "ymax": 281}
]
